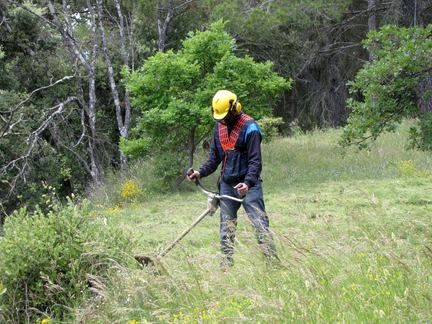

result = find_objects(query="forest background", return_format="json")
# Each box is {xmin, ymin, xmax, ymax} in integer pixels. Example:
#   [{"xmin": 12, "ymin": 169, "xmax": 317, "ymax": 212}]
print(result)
[{"xmin": 1, "ymin": 0, "xmax": 432, "ymax": 220}]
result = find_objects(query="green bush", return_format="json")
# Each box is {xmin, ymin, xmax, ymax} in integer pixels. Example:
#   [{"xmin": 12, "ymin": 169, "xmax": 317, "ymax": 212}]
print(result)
[
  {"xmin": 0, "ymin": 201, "xmax": 135, "ymax": 322},
  {"xmin": 258, "ymin": 117, "xmax": 284, "ymax": 143},
  {"xmin": 153, "ymin": 152, "xmax": 185, "ymax": 189},
  {"xmin": 341, "ymin": 25, "xmax": 432, "ymax": 150}
]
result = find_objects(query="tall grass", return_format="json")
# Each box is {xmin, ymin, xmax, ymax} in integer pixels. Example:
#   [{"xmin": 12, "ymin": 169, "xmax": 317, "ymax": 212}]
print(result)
[{"xmin": 76, "ymin": 123, "xmax": 432, "ymax": 323}]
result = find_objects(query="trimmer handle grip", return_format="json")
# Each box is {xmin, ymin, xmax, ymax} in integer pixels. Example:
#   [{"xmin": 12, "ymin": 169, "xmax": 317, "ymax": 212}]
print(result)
[{"xmin": 187, "ymin": 168, "xmax": 199, "ymax": 185}]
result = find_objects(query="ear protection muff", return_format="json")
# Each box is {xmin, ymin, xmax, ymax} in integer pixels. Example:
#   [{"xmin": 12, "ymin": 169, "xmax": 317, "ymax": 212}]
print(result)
[
  {"xmin": 235, "ymin": 101, "xmax": 242, "ymax": 113},
  {"xmin": 229, "ymin": 99, "xmax": 242, "ymax": 114}
]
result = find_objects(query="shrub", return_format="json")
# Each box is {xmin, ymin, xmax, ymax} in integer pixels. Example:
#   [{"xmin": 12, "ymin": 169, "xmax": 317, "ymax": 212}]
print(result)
[
  {"xmin": 0, "ymin": 201, "xmax": 135, "ymax": 322},
  {"xmin": 120, "ymin": 179, "xmax": 141, "ymax": 202},
  {"xmin": 397, "ymin": 159, "xmax": 430, "ymax": 178},
  {"xmin": 398, "ymin": 160, "xmax": 417, "ymax": 177},
  {"xmin": 258, "ymin": 117, "xmax": 284, "ymax": 143},
  {"xmin": 153, "ymin": 153, "xmax": 185, "ymax": 189}
]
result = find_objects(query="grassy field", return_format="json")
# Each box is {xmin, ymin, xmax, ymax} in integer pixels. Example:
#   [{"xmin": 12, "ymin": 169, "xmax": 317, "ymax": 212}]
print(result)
[{"xmin": 77, "ymin": 125, "xmax": 432, "ymax": 323}]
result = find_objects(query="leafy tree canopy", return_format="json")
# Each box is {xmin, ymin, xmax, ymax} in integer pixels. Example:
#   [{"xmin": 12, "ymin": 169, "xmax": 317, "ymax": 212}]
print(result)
[
  {"xmin": 340, "ymin": 24, "xmax": 432, "ymax": 151},
  {"xmin": 122, "ymin": 21, "xmax": 291, "ymax": 168}
]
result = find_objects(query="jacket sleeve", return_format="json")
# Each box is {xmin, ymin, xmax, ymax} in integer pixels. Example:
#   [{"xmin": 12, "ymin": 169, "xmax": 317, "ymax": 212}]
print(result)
[
  {"xmin": 244, "ymin": 126, "xmax": 262, "ymax": 188},
  {"xmin": 198, "ymin": 134, "xmax": 222, "ymax": 177}
]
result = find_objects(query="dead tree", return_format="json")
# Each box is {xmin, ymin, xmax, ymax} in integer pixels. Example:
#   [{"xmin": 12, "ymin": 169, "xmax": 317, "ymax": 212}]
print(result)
[
  {"xmin": 95, "ymin": 0, "xmax": 134, "ymax": 171},
  {"xmin": 157, "ymin": 0, "xmax": 174, "ymax": 52},
  {"xmin": 114, "ymin": 0, "xmax": 134, "ymax": 136},
  {"xmin": 47, "ymin": 0, "xmax": 102, "ymax": 184},
  {"xmin": 157, "ymin": 0, "xmax": 193, "ymax": 52}
]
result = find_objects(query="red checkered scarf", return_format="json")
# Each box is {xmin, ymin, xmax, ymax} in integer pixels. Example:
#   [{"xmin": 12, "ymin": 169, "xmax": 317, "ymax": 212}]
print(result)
[{"xmin": 218, "ymin": 114, "xmax": 253, "ymax": 152}]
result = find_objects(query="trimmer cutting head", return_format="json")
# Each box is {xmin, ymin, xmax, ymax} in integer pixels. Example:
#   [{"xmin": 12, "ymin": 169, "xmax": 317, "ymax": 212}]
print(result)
[{"xmin": 135, "ymin": 255, "xmax": 155, "ymax": 266}]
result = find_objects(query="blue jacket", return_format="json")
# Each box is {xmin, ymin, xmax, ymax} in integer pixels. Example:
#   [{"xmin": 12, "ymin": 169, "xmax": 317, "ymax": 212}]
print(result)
[{"xmin": 199, "ymin": 113, "xmax": 262, "ymax": 187}]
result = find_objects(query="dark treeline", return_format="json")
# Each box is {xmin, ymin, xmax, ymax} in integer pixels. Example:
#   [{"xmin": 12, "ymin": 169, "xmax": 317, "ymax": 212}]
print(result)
[{"xmin": 1, "ymin": 0, "xmax": 431, "ymax": 219}]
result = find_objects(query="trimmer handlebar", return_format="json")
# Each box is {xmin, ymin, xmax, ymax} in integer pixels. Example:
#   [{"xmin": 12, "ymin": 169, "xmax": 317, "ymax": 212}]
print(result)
[
  {"xmin": 187, "ymin": 168, "xmax": 244, "ymax": 203},
  {"xmin": 138, "ymin": 168, "xmax": 243, "ymax": 262}
]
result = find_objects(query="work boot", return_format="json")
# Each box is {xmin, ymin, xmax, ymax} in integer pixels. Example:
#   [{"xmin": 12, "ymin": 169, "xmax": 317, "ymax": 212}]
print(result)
[
  {"xmin": 220, "ymin": 255, "xmax": 234, "ymax": 271},
  {"xmin": 265, "ymin": 254, "xmax": 282, "ymax": 270}
]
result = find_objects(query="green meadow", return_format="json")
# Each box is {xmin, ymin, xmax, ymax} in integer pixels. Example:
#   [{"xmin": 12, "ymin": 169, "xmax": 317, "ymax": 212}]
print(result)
[{"xmin": 75, "ymin": 124, "xmax": 432, "ymax": 323}]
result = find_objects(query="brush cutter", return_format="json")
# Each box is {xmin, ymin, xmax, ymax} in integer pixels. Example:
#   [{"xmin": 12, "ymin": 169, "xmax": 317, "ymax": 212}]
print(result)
[{"xmin": 135, "ymin": 169, "xmax": 243, "ymax": 267}]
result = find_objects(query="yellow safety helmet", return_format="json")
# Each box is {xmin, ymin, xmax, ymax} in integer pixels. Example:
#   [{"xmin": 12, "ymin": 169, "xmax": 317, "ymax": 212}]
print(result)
[{"xmin": 212, "ymin": 90, "xmax": 242, "ymax": 120}]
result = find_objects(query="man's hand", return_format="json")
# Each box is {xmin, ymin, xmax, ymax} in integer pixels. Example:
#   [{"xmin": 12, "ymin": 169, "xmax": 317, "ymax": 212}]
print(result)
[
  {"xmin": 234, "ymin": 182, "xmax": 248, "ymax": 196},
  {"xmin": 187, "ymin": 169, "xmax": 200, "ymax": 182}
]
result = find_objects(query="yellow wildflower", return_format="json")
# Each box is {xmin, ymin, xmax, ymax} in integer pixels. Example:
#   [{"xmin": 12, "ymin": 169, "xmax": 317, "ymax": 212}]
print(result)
[
  {"xmin": 120, "ymin": 179, "xmax": 141, "ymax": 201},
  {"xmin": 398, "ymin": 160, "xmax": 417, "ymax": 177}
]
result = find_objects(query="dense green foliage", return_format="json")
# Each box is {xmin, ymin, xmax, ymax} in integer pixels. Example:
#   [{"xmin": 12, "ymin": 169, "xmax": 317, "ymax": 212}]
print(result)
[
  {"xmin": 341, "ymin": 25, "xmax": 432, "ymax": 150},
  {"xmin": 2, "ymin": 0, "xmax": 431, "ymax": 216},
  {"xmin": 0, "ymin": 4, "xmax": 77, "ymax": 214},
  {"xmin": 0, "ymin": 2, "xmax": 98, "ymax": 217},
  {"xmin": 0, "ymin": 200, "xmax": 135, "ymax": 322},
  {"xmin": 208, "ymin": 0, "xmax": 356, "ymax": 123},
  {"xmin": 123, "ymin": 21, "xmax": 290, "ymax": 181}
]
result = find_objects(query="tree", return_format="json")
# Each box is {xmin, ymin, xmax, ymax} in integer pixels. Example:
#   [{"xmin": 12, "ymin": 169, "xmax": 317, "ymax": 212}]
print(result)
[
  {"xmin": 47, "ymin": 0, "xmax": 102, "ymax": 183},
  {"xmin": 96, "ymin": 0, "xmax": 133, "ymax": 170},
  {"xmin": 340, "ymin": 25, "xmax": 432, "ymax": 150},
  {"xmin": 0, "ymin": 2, "xmax": 87, "ymax": 221},
  {"xmin": 122, "ymin": 21, "xmax": 290, "ymax": 183},
  {"xmin": 203, "ymin": 0, "xmax": 365, "ymax": 128},
  {"xmin": 1, "ymin": 0, "xmax": 139, "ymax": 219},
  {"xmin": 157, "ymin": 0, "xmax": 194, "ymax": 52}
]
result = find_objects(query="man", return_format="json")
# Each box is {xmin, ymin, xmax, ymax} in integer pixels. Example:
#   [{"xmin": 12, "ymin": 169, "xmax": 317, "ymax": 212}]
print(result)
[{"xmin": 188, "ymin": 90, "xmax": 277, "ymax": 267}]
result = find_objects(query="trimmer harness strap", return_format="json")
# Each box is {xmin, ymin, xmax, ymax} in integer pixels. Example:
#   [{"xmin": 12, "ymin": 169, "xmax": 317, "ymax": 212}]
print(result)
[{"xmin": 218, "ymin": 114, "xmax": 254, "ymax": 152}]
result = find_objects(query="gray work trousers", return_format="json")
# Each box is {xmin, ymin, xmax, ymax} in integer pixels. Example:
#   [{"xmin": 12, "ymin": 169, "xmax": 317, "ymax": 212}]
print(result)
[{"xmin": 219, "ymin": 180, "xmax": 277, "ymax": 263}]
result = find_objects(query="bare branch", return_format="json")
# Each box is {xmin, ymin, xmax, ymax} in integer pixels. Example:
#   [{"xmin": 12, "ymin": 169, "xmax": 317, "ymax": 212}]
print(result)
[
  {"xmin": 173, "ymin": 0, "xmax": 193, "ymax": 12},
  {"xmin": 16, "ymin": 75, "xmax": 75, "ymax": 112},
  {"xmin": 0, "ymin": 75, "xmax": 75, "ymax": 139},
  {"xmin": 126, "ymin": 11, "xmax": 135, "ymax": 70},
  {"xmin": 113, "ymin": 0, "xmax": 129, "ymax": 66},
  {"xmin": 1, "ymin": 113, "xmax": 24, "ymax": 138},
  {"xmin": 48, "ymin": 0, "xmax": 91, "ymax": 72},
  {"xmin": 7, "ymin": 0, "xmax": 58, "ymax": 29},
  {"xmin": 56, "ymin": 139, "xmax": 93, "ymax": 175},
  {"xmin": 74, "ymin": 108, "xmax": 86, "ymax": 147},
  {"xmin": 103, "ymin": 6, "xmax": 119, "ymax": 26},
  {"xmin": 0, "ymin": 12, "xmax": 5, "ymax": 27},
  {"xmin": 1, "ymin": 96, "xmax": 84, "ymax": 195}
]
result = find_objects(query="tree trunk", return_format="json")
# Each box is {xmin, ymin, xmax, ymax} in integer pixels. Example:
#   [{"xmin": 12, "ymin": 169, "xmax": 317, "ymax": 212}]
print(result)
[
  {"xmin": 368, "ymin": 0, "xmax": 377, "ymax": 61},
  {"xmin": 402, "ymin": 0, "xmax": 417, "ymax": 26},
  {"xmin": 114, "ymin": 0, "xmax": 133, "ymax": 169},
  {"xmin": 96, "ymin": 0, "xmax": 130, "ymax": 171},
  {"xmin": 157, "ymin": 0, "xmax": 174, "ymax": 52},
  {"xmin": 86, "ymin": 0, "xmax": 102, "ymax": 183},
  {"xmin": 48, "ymin": 0, "xmax": 102, "ymax": 184},
  {"xmin": 417, "ymin": 75, "xmax": 432, "ymax": 113}
]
